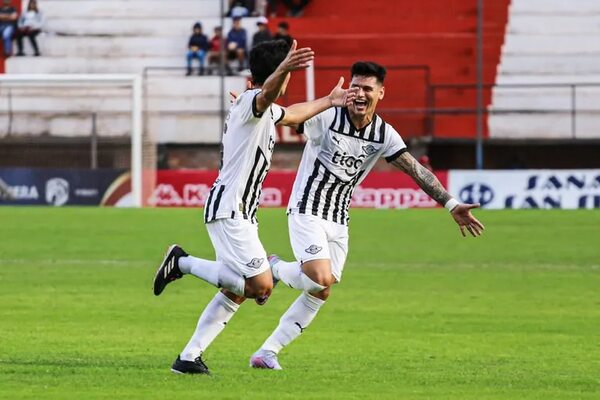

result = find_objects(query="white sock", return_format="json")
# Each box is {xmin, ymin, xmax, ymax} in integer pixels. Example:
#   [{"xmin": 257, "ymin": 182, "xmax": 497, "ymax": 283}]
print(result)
[
  {"xmin": 179, "ymin": 256, "xmax": 245, "ymax": 296},
  {"xmin": 180, "ymin": 291, "xmax": 240, "ymax": 361},
  {"xmin": 274, "ymin": 260, "xmax": 326, "ymax": 292},
  {"xmin": 261, "ymin": 292, "xmax": 325, "ymax": 354}
]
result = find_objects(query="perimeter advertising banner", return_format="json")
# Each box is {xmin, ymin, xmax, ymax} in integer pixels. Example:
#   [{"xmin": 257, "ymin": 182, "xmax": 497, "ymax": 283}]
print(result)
[
  {"xmin": 448, "ymin": 170, "xmax": 600, "ymax": 209},
  {"xmin": 149, "ymin": 170, "xmax": 447, "ymax": 209},
  {"xmin": 0, "ymin": 168, "xmax": 129, "ymax": 206}
]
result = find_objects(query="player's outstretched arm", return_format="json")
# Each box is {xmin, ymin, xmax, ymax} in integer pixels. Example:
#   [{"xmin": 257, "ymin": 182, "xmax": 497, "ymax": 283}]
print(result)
[
  {"xmin": 391, "ymin": 152, "xmax": 485, "ymax": 237},
  {"xmin": 278, "ymin": 77, "xmax": 358, "ymax": 126},
  {"xmin": 255, "ymin": 40, "xmax": 314, "ymax": 114}
]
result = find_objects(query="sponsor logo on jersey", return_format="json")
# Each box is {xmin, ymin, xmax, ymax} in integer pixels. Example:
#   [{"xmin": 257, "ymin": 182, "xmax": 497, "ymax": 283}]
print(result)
[
  {"xmin": 331, "ymin": 151, "xmax": 367, "ymax": 177},
  {"xmin": 246, "ymin": 258, "xmax": 264, "ymax": 269},
  {"xmin": 305, "ymin": 245, "xmax": 322, "ymax": 255}
]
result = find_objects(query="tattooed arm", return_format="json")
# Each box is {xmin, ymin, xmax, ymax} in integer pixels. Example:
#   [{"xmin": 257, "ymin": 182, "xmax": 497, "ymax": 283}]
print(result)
[
  {"xmin": 390, "ymin": 152, "xmax": 451, "ymax": 205},
  {"xmin": 391, "ymin": 152, "xmax": 485, "ymax": 237}
]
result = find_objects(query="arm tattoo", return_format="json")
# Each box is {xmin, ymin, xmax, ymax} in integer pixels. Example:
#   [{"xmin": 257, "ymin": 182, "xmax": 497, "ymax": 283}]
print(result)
[{"xmin": 391, "ymin": 152, "xmax": 452, "ymax": 206}]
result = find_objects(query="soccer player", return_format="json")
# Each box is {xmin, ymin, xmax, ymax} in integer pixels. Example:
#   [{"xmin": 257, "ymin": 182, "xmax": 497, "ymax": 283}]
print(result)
[
  {"xmin": 152, "ymin": 40, "xmax": 358, "ymax": 375},
  {"xmin": 249, "ymin": 61, "xmax": 485, "ymax": 370}
]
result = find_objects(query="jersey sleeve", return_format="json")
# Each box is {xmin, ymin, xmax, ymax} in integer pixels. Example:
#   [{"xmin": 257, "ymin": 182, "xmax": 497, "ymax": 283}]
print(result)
[
  {"xmin": 382, "ymin": 125, "xmax": 408, "ymax": 162},
  {"xmin": 270, "ymin": 103, "xmax": 286, "ymax": 125},
  {"xmin": 295, "ymin": 107, "xmax": 336, "ymax": 144},
  {"xmin": 230, "ymin": 89, "xmax": 262, "ymax": 123}
]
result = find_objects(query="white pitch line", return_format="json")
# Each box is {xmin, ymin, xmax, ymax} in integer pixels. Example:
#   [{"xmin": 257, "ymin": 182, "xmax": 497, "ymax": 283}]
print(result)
[{"xmin": 0, "ymin": 259, "xmax": 147, "ymax": 266}]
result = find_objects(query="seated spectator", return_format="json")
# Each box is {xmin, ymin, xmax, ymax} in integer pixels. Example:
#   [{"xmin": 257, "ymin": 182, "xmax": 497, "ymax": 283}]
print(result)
[
  {"xmin": 0, "ymin": 0, "xmax": 17, "ymax": 57},
  {"xmin": 227, "ymin": 1, "xmax": 249, "ymax": 18},
  {"xmin": 251, "ymin": 16, "xmax": 271, "ymax": 49},
  {"xmin": 226, "ymin": 16, "xmax": 247, "ymax": 73},
  {"xmin": 186, "ymin": 22, "xmax": 209, "ymax": 76},
  {"xmin": 273, "ymin": 21, "xmax": 292, "ymax": 47},
  {"xmin": 16, "ymin": 0, "xmax": 43, "ymax": 56},
  {"xmin": 207, "ymin": 26, "xmax": 223, "ymax": 74},
  {"xmin": 267, "ymin": 0, "xmax": 310, "ymax": 17}
]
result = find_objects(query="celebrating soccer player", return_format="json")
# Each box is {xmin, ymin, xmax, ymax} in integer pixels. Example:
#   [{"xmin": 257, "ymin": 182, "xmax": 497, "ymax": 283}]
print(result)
[
  {"xmin": 249, "ymin": 61, "xmax": 485, "ymax": 370},
  {"xmin": 152, "ymin": 40, "xmax": 358, "ymax": 375}
]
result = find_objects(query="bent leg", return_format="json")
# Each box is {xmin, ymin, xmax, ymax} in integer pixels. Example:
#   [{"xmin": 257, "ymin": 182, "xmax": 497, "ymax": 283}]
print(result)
[{"xmin": 259, "ymin": 290, "xmax": 327, "ymax": 355}]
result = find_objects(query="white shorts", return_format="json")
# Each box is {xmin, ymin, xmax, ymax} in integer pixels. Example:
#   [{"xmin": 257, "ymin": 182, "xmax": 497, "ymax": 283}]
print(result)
[
  {"xmin": 288, "ymin": 213, "xmax": 349, "ymax": 282},
  {"xmin": 206, "ymin": 218, "xmax": 269, "ymax": 279}
]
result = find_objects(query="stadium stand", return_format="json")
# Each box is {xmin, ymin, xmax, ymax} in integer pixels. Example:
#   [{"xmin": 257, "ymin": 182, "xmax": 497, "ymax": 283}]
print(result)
[
  {"xmin": 273, "ymin": 0, "xmax": 510, "ymax": 139},
  {"xmin": 1, "ymin": 0, "xmax": 250, "ymax": 143},
  {"xmin": 489, "ymin": 0, "xmax": 600, "ymax": 139}
]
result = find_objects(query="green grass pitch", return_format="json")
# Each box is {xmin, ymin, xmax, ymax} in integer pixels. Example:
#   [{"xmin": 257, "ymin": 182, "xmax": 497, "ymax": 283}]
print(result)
[{"xmin": 0, "ymin": 207, "xmax": 599, "ymax": 399}]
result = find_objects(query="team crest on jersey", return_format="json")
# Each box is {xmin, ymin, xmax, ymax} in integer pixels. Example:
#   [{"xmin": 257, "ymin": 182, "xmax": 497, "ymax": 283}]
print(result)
[
  {"xmin": 246, "ymin": 258, "xmax": 264, "ymax": 269},
  {"xmin": 362, "ymin": 144, "xmax": 378, "ymax": 155},
  {"xmin": 305, "ymin": 245, "xmax": 322, "ymax": 255}
]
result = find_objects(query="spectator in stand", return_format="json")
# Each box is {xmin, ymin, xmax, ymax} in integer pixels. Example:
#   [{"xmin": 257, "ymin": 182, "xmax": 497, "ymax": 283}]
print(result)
[
  {"xmin": 273, "ymin": 21, "xmax": 292, "ymax": 47},
  {"xmin": 207, "ymin": 26, "xmax": 223, "ymax": 74},
  {"xmin": 186, "ymin": 22, "xmax": 209, "ymax": 76},
  {"xmin": 16, "ymin": 0, "xmax": 43, "ymax": 56},
  {"xmin": 227, "ymin": 0, "xmax": 250, "ymax": 18},
  {"xmin": 267, "ymin": 0, "xmax": 310, "ymax": 17},
  {"xmin": 251, "ymin": 16, "xmax": 271, "ymax": 49},
  {"xmin": 0, "ymin": 0, "xmax": 18, "ymax": 57},
  {"xmin": 226, "ymin": 16, "xmax": 247, "ymax": 73}
]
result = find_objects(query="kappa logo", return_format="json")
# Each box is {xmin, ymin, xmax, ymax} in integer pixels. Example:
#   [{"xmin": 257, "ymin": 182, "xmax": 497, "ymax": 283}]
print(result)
[
  {"xmin": 362, "ymin": 144, "xmax": 378, "ymax": 155},
  {"xmin": 305, "ymin": 245, "xmax": 322, "ymax": 255},
  {"xmin": 246, "ymin": 257, "xmax": 264, "ymax": 269},
  {"xmin": 331, "ymin": 136, "xmax": 341, "ymax": 144}
]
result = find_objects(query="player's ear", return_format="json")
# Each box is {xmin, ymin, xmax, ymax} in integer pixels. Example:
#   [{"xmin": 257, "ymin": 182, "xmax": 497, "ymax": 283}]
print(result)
[{"xmin": 379, "ymin": 85, "xmax": 385, "ymax": 100}]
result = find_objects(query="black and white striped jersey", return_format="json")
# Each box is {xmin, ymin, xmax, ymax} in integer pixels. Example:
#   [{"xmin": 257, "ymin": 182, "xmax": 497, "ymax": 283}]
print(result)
[
  {"xmin": 204, "ymin": 89, "xmax": 284, "ymax": 224},
  {"xmin": 288, "ymin": 107, "xmax": 407, "ymax": 225}
]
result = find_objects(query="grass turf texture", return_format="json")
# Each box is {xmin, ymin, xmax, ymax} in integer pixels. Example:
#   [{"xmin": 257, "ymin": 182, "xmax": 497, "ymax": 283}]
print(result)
[{"xmin": 0, "ymin": 207, "xmax": 599, "ymax": 400}]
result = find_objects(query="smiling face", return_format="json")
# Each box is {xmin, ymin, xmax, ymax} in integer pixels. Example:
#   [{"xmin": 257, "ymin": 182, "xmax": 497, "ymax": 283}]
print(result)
[{"xmin": 348, "ymin": 75, "xmax": 385, "ymax": 122}]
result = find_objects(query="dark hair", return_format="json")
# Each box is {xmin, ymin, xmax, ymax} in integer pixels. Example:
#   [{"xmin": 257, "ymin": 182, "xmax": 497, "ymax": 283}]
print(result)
[
  {"xmin": 249, "ymin": 40, "xmax": 290, "ymax": 85},
  {"xmin": 278, "ymin": 21, "xmax": 290, "ymax": 30},
  {"xmin": 350, "ymin": 61, "xmax": 386, "ymax": 84}
]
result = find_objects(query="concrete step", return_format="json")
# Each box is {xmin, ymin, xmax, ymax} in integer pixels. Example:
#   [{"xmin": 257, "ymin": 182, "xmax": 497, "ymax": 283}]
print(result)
[
  {"xmin": 510, "ymin": 0, "xmax": 600, "ymax": 15},
  {"xmin": 508, "ymin": 15, "xmax": 600, "ymax": 35},
  {"xmin": 503, "ymin": 34, "xmax": 600, "ymax": 55},
  {"xmin": 44, "ymin": 17, "xmax": 259, "ymax": 38},
  {"xmin": 499, "ymin": 55, "xmax": 600, "ymax": 75},
  {"xmin": 495, "ymin": 73, "xmax": 600, "ymax": 85},
  {"xmin": 489, "ymin": 113, "xmax": 600, "ymax": 139},
  {"xmin": 490, "ymin": 88, "xmax": 600, "ymax": 110},
  {"xmin": 0, "ymin": 113, "xmax": 223, "ymax": 143},
  {"xmin": 8, "ymin": 56, "xmax": 188, "ymax": 73},
  {"xmin": 41, "ymin": 0, "xmax": 227, "ymax": 19},
  {"xmin": 40, "ymin": 36, "xmax": 189, "ymax": 58},
  {"xmin": 0, "ymin": 76, "xmax": 247, "ymax": 112}
]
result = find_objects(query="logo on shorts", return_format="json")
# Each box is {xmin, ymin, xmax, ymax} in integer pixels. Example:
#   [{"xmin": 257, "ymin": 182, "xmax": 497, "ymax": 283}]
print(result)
[
  {"xmin": 305, "ymin": 245, "xmax": 322, "ymax": 255},
  {"xmin": 246, "ymin": 258, "xmax": 264, "ymax": 269}
]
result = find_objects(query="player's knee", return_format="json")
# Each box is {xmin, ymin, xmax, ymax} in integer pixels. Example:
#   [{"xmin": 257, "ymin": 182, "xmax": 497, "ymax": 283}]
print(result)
[
  {"xmin": 221, "ymin": 289, "xmax": 246, "ymax": 305},
  {"xmin": 304, "ymin": 269, "xmax": 335, "ymax": 288},
  {"xmin": 244, "ymin": 273, "xmax": 273, "ymax": 299},
  {"xmin": 310, "ymin": 286, "xmax": 331, "ymax": 301}
]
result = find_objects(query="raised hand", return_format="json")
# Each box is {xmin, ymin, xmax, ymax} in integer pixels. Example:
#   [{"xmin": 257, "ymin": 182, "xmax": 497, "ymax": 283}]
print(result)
[
  {"xmin": 328, "ymin": 77, "xmax": 359, "ymax": 107},
  {"xmin": 451, "ymin": 203, "xmax": 485, "ymax": 237},
  {"xmin": 279, "ymin": 40, "xmax": 314, "ymax": 72}
]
